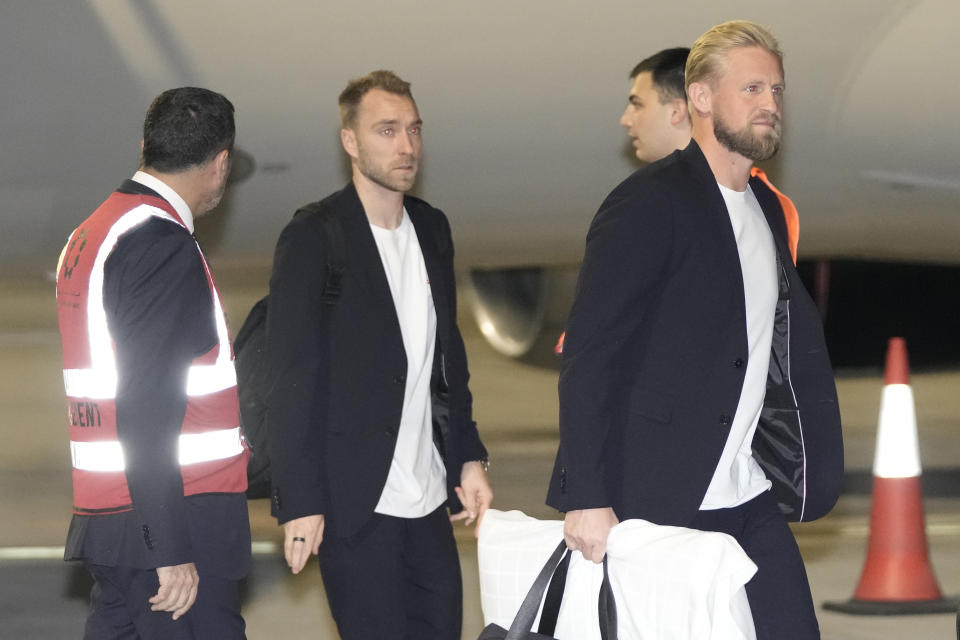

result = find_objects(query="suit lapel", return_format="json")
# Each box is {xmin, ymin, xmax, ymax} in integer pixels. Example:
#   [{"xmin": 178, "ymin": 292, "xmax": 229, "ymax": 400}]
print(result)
[
  {"xmin": 337, "ymin": 184, "xmax": 402, "ymax": 329},
  {"xmin": 680, "ymin": 142, "xmax": 745, "ymax": 275},
  {"xmin": 337, "ymin": 183, "xmax": 449, "ymax": 348},
  {"xmin": 679, "ymin": 142, "xmax": 757, "ymax": 324},
  {"xmin": 680, "ymin": 143, "xmax": 732, "ymax": 232},
  {"xmin": 750, "ymin": 176, "xmax": 791, "ymax": 259},
  {"xmin": 680, "ymin": 142, "xmax": 791, "ymax": 265},
  {"xmin": 406, "ymin": 200, "xmax": 450, "ymax": 343}
]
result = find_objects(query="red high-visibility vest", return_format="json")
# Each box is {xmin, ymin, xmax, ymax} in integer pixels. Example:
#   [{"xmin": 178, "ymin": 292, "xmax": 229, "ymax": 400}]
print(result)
[{"xmin": 56, "ymin": 190, "xmax": 248, "ymax": 514}]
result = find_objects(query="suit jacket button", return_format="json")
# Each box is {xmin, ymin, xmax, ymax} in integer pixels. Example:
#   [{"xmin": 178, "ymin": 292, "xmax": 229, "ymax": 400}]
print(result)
[
  {"xmin": 733, "ymin": 358, "xmax": 744, "ymax": 368},
  {"xmin": 719, "ymin": 414, "xmax": 732, "ymax": 426},
  {"xmin": 393, "ymin": 375, "xmax": 406, "ymax": 385},
  {"xmin": 384, "ymin": 427, "xmax": 397, "ymax": 437}
]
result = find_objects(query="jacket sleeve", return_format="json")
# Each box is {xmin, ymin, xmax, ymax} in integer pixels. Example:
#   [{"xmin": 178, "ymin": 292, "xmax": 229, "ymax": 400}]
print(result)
[
  {"xmin": 548, "ymin": 192, "xmax": 673, "ymax": 512},
  {"xmin": 436, "ymin": 212, "xmax": 487, "ymax": 480},
  {"xmin": 104, "ymin": 220, "xmax": 216, "ymax": 567},
  {"xmin": 265, "ymin": 213, "xmax": 331, "ymax": 523}
]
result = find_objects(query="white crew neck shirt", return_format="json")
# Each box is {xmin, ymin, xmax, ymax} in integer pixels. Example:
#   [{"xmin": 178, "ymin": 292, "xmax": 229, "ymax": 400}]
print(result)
[
  {"xmin": 370, "ymin": 209, "xmax": 447, "ymax": 518},
  {"xmin": 700, "ymin": 183, "xmax": 778, "ymax": 510}
]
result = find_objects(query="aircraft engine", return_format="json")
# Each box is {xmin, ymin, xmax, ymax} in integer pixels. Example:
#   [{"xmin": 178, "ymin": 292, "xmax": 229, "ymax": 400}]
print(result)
[{"xmin": 463, "ymin": 266, "xmax": 579, "ymax": 360}]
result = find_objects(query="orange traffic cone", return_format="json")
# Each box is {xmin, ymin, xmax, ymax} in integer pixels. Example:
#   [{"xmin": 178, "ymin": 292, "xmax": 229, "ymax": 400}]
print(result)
[{"xmin": 825, "ymin": 337, "xmax": 958, "ymax": 614}]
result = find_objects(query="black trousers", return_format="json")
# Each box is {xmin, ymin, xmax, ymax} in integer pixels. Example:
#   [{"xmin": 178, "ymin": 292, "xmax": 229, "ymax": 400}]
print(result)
[
  {"xmin": 82, "ymin": 561, "xmax": 245, "ymax": 640},
  {"xmin": 318, "ymin": 505, "xmax": 462, "ymax": 640},
  {"xmin": 691, "ymin": 490, "xmax": 820, "ymax": 640}
]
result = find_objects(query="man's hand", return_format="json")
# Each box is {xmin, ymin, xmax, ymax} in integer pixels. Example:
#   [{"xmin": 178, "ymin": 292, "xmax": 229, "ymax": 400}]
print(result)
[
  {"xmin": 150, "ymin": 562, "xmax": 199, "ymax": 620},
  {"xmin": 564, "ymin": 507, "xmax": 619, "ymax": 563},
  {"xmin": 451, "ymin": 460, "xmax": 493, "ymax": 537},
  {"xmin": 283, "ymin": 514, "xmax": 325, "ymax": 575}
]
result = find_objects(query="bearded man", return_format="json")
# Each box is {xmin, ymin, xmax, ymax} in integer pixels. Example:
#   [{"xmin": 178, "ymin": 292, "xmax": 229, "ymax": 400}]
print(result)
[{"xmin": 548, "ymin": 21, "xmax": 843, "ymax": 639}]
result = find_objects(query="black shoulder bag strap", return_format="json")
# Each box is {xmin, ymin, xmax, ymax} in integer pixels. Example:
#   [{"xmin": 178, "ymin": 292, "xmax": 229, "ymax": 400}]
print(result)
[
  {"xmin": 504, "ymin": 541, "xmax": 618, "ymax": 640},
  {"xmin": 292, "ymin": 204, "xmax": 346, "ymax": 304}
]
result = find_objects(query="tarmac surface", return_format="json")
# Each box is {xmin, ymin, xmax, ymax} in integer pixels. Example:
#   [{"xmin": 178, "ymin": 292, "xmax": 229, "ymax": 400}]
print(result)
[{"xmin": 2, "ymin": 272, "xmax": 958, "ymax": 639}]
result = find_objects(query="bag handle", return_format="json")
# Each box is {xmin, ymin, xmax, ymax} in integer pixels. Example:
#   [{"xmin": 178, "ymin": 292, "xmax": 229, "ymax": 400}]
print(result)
[
  {"xmin": 598, "ymin": 555, "xmax": 618, "ymax": 640},
  {"xmin": 505, "ymin": 541, "xmax": 618, "ymax": 640},
  {"xmin": 537, "ymin": 544, "xmax": 572, "ymax": 634}
]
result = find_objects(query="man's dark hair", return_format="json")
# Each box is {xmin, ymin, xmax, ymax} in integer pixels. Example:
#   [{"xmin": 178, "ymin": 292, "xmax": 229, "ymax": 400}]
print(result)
[
  {"xmin": 338, "ymin": 70, "xmax": 415, "ymax": 128},
  {"xmin": 629, "ymin": 47, "xmax": 689, "ymax": 103},
  {"xmin": 141, "ymin": 87, "xmax": 235, "ymax": 173}
]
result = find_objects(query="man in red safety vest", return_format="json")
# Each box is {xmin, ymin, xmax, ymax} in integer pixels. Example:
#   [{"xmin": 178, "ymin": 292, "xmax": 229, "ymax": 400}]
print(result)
[{"xmin": 55, "ymin": 87, "xmax": 250, "ymax": 639}]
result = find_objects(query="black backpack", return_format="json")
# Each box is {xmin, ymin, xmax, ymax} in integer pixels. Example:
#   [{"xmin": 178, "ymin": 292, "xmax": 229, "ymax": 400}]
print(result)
[{"xmin": 234, "ymin": 206, "xmax": 345, "ymax": 499}]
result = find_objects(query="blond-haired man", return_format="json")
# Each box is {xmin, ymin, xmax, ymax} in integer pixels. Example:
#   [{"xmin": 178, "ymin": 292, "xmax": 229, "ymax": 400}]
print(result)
[{"xmin": 549, "ymin": 22, "xmax": 842, "ymax": 638}]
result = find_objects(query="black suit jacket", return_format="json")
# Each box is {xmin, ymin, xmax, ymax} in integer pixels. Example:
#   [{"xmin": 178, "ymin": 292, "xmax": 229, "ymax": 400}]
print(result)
[
  {"xmin": 265, "ymin": 183, "xmax": 487, "ymax": 537},
  {"xmin": 547, "ymin": 142, "xmax": 843, "ymax": 526}
]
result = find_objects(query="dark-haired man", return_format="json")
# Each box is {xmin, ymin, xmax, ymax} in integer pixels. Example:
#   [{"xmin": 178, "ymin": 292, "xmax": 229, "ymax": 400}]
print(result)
[
  {"xmin": 55, "ymin": 87, "xmax": 250, "ymax": 639},
  {"xmin": 550, "ymin": 22, "xmax": 842, "ymax": 638},
  {"xmin": 620, "ymin": 47, "xmax": 692, "ymax": 164},
  {"xmin": 266, "ymin": 70, "xmax": 492, "ymax": 639}
]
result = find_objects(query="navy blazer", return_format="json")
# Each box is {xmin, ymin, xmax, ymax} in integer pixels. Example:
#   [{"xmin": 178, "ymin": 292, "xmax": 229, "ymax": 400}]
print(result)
[
  {"xmin": 547, "ymin": 142, "xmax": 843, "ymax": 526},
  {"xmin": 265, "ymin": 183, "xmax": 487, "ymax": 537}
]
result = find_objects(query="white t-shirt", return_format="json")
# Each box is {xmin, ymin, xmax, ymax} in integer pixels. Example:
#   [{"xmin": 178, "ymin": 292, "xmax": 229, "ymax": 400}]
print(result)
[
  {"xmin": 700, "ymin": 183, "xmax": 777, "ymax": 510},
  {"xmin": 370, "ymin": 209, "xmax": 448, "ymax": 518}
]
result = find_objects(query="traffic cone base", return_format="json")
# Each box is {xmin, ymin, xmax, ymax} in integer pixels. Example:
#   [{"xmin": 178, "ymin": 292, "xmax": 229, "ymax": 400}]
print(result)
[{"xmin": 823, "ymin": 595, "xmax": 959, "ymax": 616}]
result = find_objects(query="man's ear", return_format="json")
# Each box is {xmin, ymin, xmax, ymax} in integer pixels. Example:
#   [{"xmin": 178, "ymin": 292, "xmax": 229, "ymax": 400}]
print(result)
[
  {"xmin": 213, "ymin": 148, "xmax": 231, "ymax": 181},
  {"xmin": 687, "ymin": 81, "xmax": 712, "ymax": 118},
  {"xmin": 340, "ymin": 128, "xmax": 358, "ymax": 160},
  {"xmin": 669, "ymin": 97, "xmax": 690, "ymax": 126}
]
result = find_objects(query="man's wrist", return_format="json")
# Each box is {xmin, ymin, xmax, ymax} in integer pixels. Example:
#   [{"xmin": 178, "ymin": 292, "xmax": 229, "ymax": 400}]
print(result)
[{"xmin": 466, "ymin": 457, "xmax": 490, "ymax": 473}]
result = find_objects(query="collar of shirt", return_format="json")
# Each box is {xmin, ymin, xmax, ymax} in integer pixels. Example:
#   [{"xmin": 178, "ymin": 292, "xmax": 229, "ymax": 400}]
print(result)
[{"xmin": 131, "ymin": 170, "xmax": 195, "ymax": 234}]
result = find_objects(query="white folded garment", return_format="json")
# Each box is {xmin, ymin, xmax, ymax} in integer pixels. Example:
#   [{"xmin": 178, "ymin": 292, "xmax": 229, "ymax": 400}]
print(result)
[{"xmin": 477, "ymin": 509, "xmax": 757, "ymax": 640}]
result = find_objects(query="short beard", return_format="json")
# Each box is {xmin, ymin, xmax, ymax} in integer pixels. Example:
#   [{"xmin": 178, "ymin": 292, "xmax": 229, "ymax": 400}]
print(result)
[
  {"xmin": 714, "ymin": 112, "xmax": 781, "ymax": 162},
  {"xmin": 356, "ymin": 151, "xmax": 417, "ymax": 194}
]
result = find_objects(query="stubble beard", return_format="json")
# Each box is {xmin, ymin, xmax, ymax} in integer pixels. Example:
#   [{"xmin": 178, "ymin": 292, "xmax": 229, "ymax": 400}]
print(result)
[
  {"xmin": 357, "ymin": 154, "xmax": 418, "ymax": 194},
  {"xmin": 714, "ymin": 111, "xmax": 782, "ymax": 162}
]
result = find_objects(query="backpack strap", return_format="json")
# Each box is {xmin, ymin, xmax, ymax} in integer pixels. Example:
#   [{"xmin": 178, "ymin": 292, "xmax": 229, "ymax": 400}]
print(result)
[{"xmin": 294, "ymin": 203, "xmax": 346, "ymax": 304}]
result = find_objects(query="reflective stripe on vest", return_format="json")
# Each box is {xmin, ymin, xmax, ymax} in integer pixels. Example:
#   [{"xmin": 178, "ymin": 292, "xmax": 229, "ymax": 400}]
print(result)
[
  {"xmin": 71, "ymin": 427, "xmax": 245, "ymax": 471},
  {"xmin": 62, "ymin": 349, "xmax": 237, "ymax": 398},
  {"xmin": 62, "ymin": 203, "xmax": 236, "ymax": 400}
]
